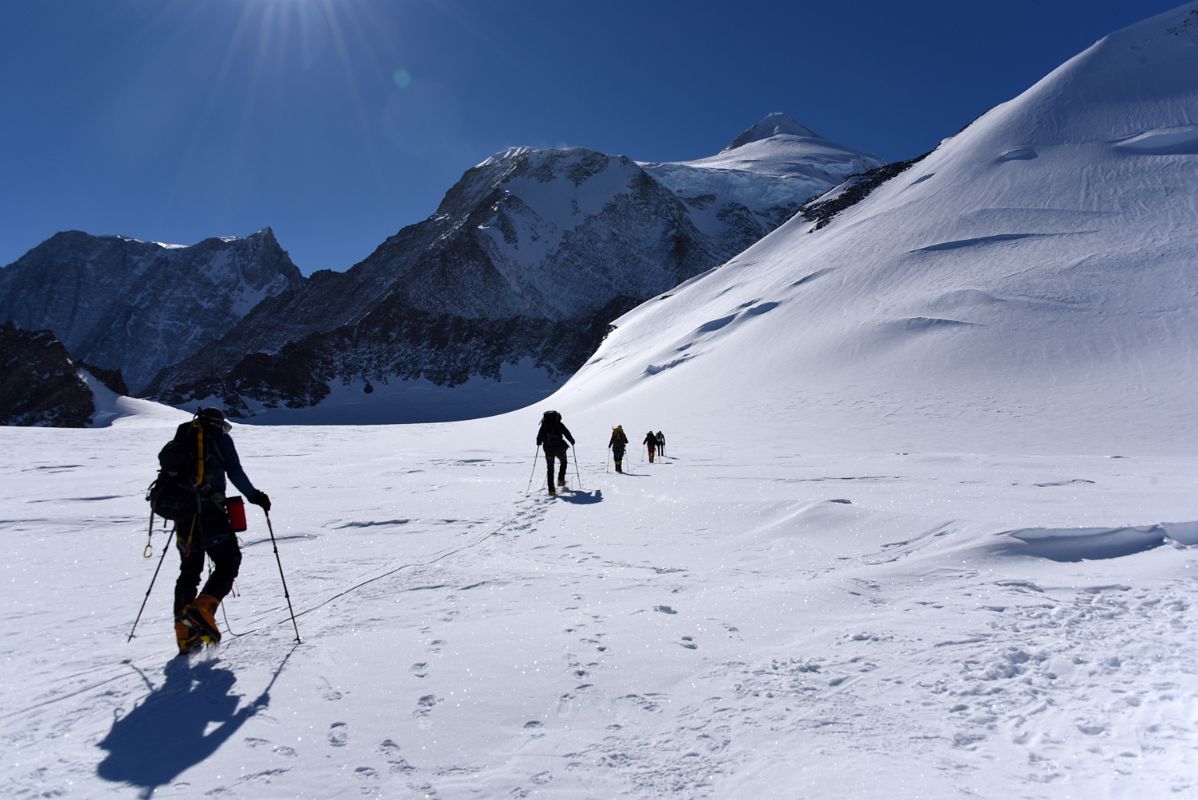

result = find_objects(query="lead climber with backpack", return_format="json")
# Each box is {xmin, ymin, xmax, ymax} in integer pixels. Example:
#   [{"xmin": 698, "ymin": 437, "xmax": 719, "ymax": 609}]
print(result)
[
  {"xmin": 152, "ymin": 407, "xmax": 270, "ymax": 654},
  {"xmin": 536, "ymin": 410, "xmax": 575, "ymax": 496}
]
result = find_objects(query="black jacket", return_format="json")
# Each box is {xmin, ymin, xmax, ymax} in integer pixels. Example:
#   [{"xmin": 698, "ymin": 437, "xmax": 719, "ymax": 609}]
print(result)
[{"xmin": 537, "ymin": 418, "xmax": 575, "ymax": 450}]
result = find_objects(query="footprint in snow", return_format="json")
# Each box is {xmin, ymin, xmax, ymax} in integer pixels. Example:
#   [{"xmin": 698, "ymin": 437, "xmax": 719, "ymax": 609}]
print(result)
[
  {"xmin": 414, "ymin": 695, "xmax": 441, "ymax": 718},
  {"xmin": 328, "ymin": 722, "xmax": 349, "ymax": 747},
  {"xmin": 681, "ymin": 636, "xmax": 698, "ymax": 650},
  {"xmin": 379, "ymin": 739, "xmax": 416, "ymax": 774}
]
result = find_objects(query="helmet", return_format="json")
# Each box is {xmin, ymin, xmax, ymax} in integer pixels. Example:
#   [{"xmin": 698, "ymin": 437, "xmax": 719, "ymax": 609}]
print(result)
[{"xmin": 196, "ymin": 407, "xmax": 232, "ymax": 433}]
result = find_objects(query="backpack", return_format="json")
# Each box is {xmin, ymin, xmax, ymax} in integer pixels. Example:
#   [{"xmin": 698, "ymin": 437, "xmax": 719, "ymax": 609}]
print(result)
[
  {"xmin": 146, "ymin": 422, "xmax": 206, "ymax": 522},
  {"xmin": 539, "ymin": 410, "xmax": 568, "ymax": 449}
]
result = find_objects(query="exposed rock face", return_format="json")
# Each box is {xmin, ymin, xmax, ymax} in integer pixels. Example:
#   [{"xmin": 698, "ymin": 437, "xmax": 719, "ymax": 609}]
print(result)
[
  {"xmin": 154, "ymin": 118, "xmax": 880, "ymax": 421},
  {"xmin": 801, "ymin": 152, "xmax": 930, "ymax": 230},
  {"xmin": 0, "ymin": 228, "xmax": 303, "ymax": 393},
  {"xmin": 0, "ymin": 323, "xmax": 94, "ymax": 427}
]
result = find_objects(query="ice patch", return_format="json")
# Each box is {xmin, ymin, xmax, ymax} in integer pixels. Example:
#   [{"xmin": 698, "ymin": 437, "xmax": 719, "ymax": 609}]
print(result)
[
  {"xmin": 1112, "ymin": 126, "xmax": 1198, "ymax": 155},
  {"xmin": 744, "ymin": 301, "xmax": 781, "ymax": 317},
  {"xmin": 696, "ymin": 315, "xmax": 738, "ymax": 334},
  {"xmin": 997, "ymin": 147, "xmax": 1038, "ymax": 162},
  {"xmin": 644, "ymin": 355, "xmax": 695, "ymax": 376},
  {"xmin": 911, "ymin": 233, "xmax": 1056, "ymax": 253},
  {"xmin": 997, "ymin": 525, "xmax": 1168, "ymax": 562},
  {"xmin": 896, "ymin": 317, "xmax": 978, "ymax": 332},
  {"xmin": 790, "ymin": 268, "xmax": 833, "ymax": 288},
  {"xmin": 1161, "ymin": 520, "xmax": 1198, "ymax": 546}
]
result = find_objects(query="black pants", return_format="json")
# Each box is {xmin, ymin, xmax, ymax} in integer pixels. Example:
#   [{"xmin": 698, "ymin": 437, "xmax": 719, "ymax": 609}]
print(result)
[
  {"xmin": 174, "ymin": 503, "xmax": 242, "ymax": 618},
  {"xmin": 612, "ymin": 446, "xmax": 625, "ymax": 468},
  {"xmin": 544, "ymin": 444, "xmax": 568, "ymax": 491}
]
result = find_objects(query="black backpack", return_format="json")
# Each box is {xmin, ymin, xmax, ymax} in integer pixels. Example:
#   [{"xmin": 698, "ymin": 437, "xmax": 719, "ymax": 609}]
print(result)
[
  {"xmin": 146, "ymin": 422, "xmax": 205, "ymax": 522},
  {"xmin": 540, "ymin": 410, "xmax": 567, "ymax": 448}
]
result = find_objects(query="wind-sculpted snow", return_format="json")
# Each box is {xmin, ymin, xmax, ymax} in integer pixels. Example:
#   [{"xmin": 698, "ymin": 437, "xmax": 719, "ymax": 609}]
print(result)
[
  {"xmin": 997, "ymin": 525, "xmax": 1169, "ymax": 562},
  {"xmin": 1113, "ymin": 125, "xmax": 1198, "ymax": 155},
  {"xmin": 2, "ymin": 420, "xmax": 1197, "ymax": 799}
]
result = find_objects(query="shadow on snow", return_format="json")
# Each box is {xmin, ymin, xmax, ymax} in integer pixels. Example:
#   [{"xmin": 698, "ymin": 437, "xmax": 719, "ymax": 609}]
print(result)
[{"xmin": 96, "ymin": 645, "xmax": 295, "ymax": 797}]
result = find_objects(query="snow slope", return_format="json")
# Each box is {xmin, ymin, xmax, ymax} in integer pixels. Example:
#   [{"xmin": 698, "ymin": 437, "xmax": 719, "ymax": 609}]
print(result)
[
  {"xmin": 560, "ymin": 3, "xmax": 1198, "ymax": 456},
  {"xmin": 1, "ymin": 405, "xmax": 1196, "ymax": 798}
]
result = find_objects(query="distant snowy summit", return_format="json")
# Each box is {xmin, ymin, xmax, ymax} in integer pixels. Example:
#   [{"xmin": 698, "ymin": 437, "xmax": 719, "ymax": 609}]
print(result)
[
  {"xmin": 150, "ymin": 116, "xmax": 878, "ymax": 422},
  {"xmin": 640, "ymin": 113, "xmax": 881, "ymax": 235},
  {"xmin": 724, "ymin": 111, "xmax": 821, "ymax": 148},
  {"xmin": 0, "ymin": 228, "xmax": 302, "ymax": 394},
  {"xmin": 657, "ymin": 111, "xmax": 880, "ymax": 181}
]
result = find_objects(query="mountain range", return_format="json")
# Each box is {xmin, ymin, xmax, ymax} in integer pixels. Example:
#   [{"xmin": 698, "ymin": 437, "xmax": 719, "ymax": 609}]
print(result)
[
  {"xmin": 0, "ymin": 228, "xmax": 302, "ymax": 394},
  {"xmin": 0, "ymin": 114, "xmax": 879, "ymax": 424}
]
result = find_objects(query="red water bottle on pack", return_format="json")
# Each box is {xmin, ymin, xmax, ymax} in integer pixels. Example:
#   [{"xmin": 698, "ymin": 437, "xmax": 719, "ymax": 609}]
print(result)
[{"xmin": 225, "ymin": 496, "xmax": 247, "ymax": 532}]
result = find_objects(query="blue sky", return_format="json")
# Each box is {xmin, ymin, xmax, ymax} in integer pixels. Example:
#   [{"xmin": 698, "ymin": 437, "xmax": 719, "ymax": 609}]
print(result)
[{"xmin": 0, "ymin": 0, "xmax": 1181, "ymax": 273}]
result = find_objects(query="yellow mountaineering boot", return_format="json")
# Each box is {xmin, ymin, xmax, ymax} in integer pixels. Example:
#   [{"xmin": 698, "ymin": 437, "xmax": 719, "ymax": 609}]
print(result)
[
  {"xmin": 175, "ymin": 620, "xmax": 202, "ymax": 655},
  {"xmin": 183, "ymin": 594, "xmax": 222, "ymax": 645}
]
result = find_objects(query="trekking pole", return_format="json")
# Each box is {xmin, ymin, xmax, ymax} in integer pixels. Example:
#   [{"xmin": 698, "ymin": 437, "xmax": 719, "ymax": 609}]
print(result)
[
  {"xmin": 605, "ymin": 447, "xmax": 610, "ymax": 473},
  {"xmin": 127, "ymin": 526, "xmax": 175, "ymax": 643},
  {"xmin": 572, "ymin": 445, "xmax": 584, "ymax": 490},
  {"xmin": 525, "ymin": 446, "xmax": 540, "ymax": 494},
  {"xmin": 265, "ymin": 510, "xmax": 302, "ymax": 644}
]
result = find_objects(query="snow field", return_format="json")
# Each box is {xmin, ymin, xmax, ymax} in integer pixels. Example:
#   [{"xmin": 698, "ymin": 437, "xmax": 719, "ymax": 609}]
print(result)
[{"xmin": 2, "ymin": 418, "xmax": 1197, "ymax": 798}]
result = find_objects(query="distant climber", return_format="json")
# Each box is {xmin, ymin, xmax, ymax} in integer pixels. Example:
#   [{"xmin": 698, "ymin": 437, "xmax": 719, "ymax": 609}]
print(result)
[
  {"xmin": 608, "ymin": 425, "xmax": 628, "ymax": 473},
  {"xmin": 643, "ymin": 430, "xmax": 657, "ymax": 463},
  {"xmin": 655, "ymin": 431, "xmax": 666, "ymax": 458},
  {"xmin": 536, "ymin": 410, "xmax": 575, "ymax": 496}
]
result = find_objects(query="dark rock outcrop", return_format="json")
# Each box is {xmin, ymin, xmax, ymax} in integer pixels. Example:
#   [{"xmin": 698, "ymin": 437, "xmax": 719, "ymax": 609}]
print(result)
[{"xmin": 0, "ymin": 323, "xmax": 94, "ymax": 427}]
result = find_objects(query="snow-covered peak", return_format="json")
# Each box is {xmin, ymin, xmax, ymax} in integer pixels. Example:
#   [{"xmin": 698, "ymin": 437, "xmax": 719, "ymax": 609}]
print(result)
[
  {"xmin": 475, "ymin": 146, "xmax": 534, "ymax": 169},
  {"xmin": 553, "ymin": 2, "xmax": 1198, "ymax": 456},
  {"xmin": 643, "ymin": 112, "xmax": 880, "ymax": 204},
  {"xmin": 723, "ymin": 112, "xmax": 821, "ymax": 151},
  {"xmin": 942, "ymin": 0, "xmax": 1198, "ymax": 159}
]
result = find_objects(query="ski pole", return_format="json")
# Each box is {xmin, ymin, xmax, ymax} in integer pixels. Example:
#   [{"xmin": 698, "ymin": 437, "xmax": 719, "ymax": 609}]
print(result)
[
  {"xmin": 572, "ymin": 445, "xmax": 584, "ymax": 490},
  {"xmin": 127, "ymin": 526, "xmax": 175, "ymax": 643},
  {"xmin": 265, "ymin": 510, "xmax": 302, "ymax": 644},
  {"xmin": 525, "ymin": 446, "xmax": 540, "ymax": 494},
  {"xmin": 605, "ymin": 447, "xmax": 610, "ymax": 473}
]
